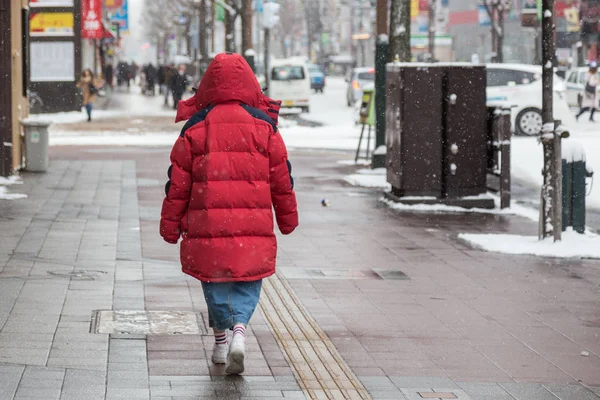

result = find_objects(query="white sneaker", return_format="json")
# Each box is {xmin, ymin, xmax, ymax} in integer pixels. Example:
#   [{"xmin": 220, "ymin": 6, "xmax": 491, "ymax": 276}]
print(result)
[
  {"xmin": 225, "ymin": 335, "xmax": 246, "ymax": 375},
  {"xmin": 211, "ymin": 343, "xmax": 228, "ymax": 364}
]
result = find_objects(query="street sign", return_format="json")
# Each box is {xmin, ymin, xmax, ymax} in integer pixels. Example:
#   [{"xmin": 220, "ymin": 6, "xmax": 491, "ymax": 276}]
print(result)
[
  {"xmin": 109, "ymin": 0, "xmax": 128, "ymax": 33},
  {"xmin": 81, "ymin": 0, "xmax": 103, "ymax": 38}
]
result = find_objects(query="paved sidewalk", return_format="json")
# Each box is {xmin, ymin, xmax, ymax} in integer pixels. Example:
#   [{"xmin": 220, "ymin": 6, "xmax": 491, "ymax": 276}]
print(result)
[{"xmin": 0, "ymin": 141, "xmax": 598, "ymax": 400}]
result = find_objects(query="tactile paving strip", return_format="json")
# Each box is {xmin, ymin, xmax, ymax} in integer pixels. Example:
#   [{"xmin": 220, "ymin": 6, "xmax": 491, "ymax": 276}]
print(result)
[{"xmin": 259, "ymin": 273, "xmax": 372, "ymax": 400}]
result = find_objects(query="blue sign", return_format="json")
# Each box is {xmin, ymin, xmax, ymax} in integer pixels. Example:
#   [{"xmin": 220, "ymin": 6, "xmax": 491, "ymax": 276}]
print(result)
[
  {"xmin": 110, "ymin": 0, "xmax": 129, "ymax": 32},
  {"xmin": 254, "ymin": 0, "xmax": 263, "ymax": 12}
]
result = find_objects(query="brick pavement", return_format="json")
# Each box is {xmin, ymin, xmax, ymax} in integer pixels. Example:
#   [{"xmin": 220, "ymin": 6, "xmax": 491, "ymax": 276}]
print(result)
[{"xmin": 0, "ymin": 142, "xmax": 597, "ymax": 399}]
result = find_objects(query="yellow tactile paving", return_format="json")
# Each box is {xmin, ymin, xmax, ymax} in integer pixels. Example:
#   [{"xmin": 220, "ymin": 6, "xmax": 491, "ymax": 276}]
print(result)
[{"xmin": 259, "ymin": 273, "xmax": 372, "ymax": 400}]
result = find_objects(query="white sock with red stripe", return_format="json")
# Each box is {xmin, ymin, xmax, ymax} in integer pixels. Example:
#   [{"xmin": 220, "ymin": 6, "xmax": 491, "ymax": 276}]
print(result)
[
  {"xmin": 214, "ymin": 330, "xmax": 227, "ymax": 345},
  {"xmin": 232, "ymin": 324, "xmax": 246, "ymax": 340}
]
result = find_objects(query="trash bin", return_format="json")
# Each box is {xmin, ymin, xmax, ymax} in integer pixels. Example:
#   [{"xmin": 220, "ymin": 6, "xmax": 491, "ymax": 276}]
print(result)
[
  {"xmin": 562, "ymin": 140, "xmax": 593, "ymax": 233},
  {"xmin": 21, "ymin": 119, "xmax": 51, "ymax": 172}
]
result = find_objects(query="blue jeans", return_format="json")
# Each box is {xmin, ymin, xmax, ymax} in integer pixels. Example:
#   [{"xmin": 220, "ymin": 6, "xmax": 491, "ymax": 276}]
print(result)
[
  {"xmin": 201, "ymin": 280, "xmax": 263, "ymax": 330},
  {"xmin": 84, "ymin": 103, "xmax": 93, "ymax": 119}
]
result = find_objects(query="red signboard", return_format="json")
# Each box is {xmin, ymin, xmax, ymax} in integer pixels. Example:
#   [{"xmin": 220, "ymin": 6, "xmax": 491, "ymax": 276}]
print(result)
[{"xmin": 81, "ymin": 0, "xmax": 103, "ymax": 38}]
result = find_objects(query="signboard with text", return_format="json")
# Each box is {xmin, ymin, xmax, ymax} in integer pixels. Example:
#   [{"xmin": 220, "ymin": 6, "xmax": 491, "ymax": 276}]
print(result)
[
  {"xmin": 30, "ymin": 0, "xmax": 74, "ymax": 7},
  {"xmin": 82, "ymin": 0, "xmax": 103, "ymax": 38},
  {"xmin": 109, "ymin": 0, "xmax": 129, "ymax": 33},
  {"xmin": 30, "ymin": 12, "xmax": 74, "ymax": 36}
]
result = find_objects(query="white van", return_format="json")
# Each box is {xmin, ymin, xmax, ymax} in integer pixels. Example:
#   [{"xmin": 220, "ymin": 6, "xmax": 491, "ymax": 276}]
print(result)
[{"xmin": 269, "ymin": 58, "xmax": 311, "ymax": 113}]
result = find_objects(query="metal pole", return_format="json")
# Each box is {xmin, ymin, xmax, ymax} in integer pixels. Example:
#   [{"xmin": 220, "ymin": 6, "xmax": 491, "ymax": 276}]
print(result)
[
  {"xmin": 373, "ymin": 0, "xmax": 388, "ymax": 168},
  {"xmin": 264, "ymin": 27, "xmax": 270, "ymax": 95},
  {"xmin": 428, "ymin": 0, "xmax": 435, "ymax": 60},
  {"xmin": 539, "ymin": 0, "xmax": 561, "ymax": 241}
]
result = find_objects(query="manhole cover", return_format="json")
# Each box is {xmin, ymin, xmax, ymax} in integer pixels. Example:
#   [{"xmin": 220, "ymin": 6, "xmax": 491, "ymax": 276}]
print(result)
[
  {"xmin": 375, "ymin": 270, "xmax": 409, "ymax": 280},
  {"xmin": 91, "ymin": 310, "xmax": 206, "ymax": 335}
]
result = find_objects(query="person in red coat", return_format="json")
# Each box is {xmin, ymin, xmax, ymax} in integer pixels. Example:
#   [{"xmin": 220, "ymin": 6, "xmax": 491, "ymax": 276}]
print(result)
[{"xmin": 160, "ymin": 53, "xmax": 298, "ymax": 375}]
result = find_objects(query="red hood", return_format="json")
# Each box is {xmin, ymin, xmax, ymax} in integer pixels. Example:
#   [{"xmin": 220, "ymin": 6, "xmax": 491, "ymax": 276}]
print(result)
[{"xmin": 176, "ymin": 53, "xmax": 281, "ymax": 124}]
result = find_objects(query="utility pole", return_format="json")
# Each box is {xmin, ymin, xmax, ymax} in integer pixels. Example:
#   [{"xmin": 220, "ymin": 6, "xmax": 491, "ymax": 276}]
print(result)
[
  {"xmin": 199, "ymin": 0, "xmax": 208, "ymax": 65},
  {"xmin": 428, "ymin": 0, "xmax": 435, "ymax": 60},
  {"xmin": 263, "ymin": 1, "xmax": 280, "ymax": 95},
  {"xmin": 539, "ymin": 0, "xmax": 562, "ymax": 241},
  {"xmin": 373, "ymin": 0, "xmax": 388, "ymax": 169},
  {"xmin": 241, "ymin": 0, "xmax": 253, "ymax": 54},
  {"xmin": 389, "ymin": 0, "xmax": 411, "ymax": 61}
]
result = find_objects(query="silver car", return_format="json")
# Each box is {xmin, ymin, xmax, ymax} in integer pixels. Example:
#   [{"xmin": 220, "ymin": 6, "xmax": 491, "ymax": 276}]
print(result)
[{"xmin": 346, "ymin": 67, "xmax": 375, "ymax": 107}]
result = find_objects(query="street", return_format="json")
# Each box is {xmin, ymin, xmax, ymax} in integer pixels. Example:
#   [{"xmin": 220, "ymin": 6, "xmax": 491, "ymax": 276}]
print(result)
[{"xmin": 0, "ymin": 80, "xmax": 598, "ymax": 400}]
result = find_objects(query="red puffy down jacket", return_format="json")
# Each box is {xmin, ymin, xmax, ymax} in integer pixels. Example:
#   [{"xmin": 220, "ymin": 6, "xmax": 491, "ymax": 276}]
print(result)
[{"xmin": 160, "ymin": 53, "xmax": 298, "ymax": 283}]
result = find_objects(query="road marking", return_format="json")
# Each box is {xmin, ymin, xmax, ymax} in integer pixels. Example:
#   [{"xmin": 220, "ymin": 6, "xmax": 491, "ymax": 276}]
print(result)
[{"xmin": 259, "ymin": 273, "xmax": 371, "ymax": 400}]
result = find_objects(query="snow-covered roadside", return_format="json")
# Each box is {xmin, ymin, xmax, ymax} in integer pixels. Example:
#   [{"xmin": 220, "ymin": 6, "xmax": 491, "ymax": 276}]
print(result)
[
  {"xmin": 342, "ymin": 166, "xmax": 541, "ymax": 220},
  {"xmin": 50, "ymin": 131, "xmax": 177, "ymax": 147},
  {"xmin": 459, "ymin": 229, "xmax": 600, "ymax": 259},
  {"xmin": 0, "ymin": 176, "xmax": 26, "ymax": 200},
  {"xmin": 29, "ymin": 108, "xmax": 177, "ymax": 125},
  {"xmin": 511, "ymin": 121, "xmax": 600, "ymax": 208},
  {"xmin": 343, "ymin": 168, "xmax": 390, "ymax": 189}
]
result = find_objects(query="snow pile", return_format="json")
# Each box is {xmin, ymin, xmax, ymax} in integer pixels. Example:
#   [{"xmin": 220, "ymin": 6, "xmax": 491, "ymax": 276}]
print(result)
[
  {"xmin": 344, "ymin": 168, "xmax": 391, "ymax": 189},
  {"xmin": 459, "ymin": 229, "xmax": 600, "ymax": 259},
  {"xmin": 0, "ymin": 186, "xmax": 27, "ymax": 200},
  {"xmin": 381, "ymin": 196, "xmax": 540, "ymax": 221},
  {"xmin": 0, "ymin": 175, "xmax": 26, "ymax": 200},
  {"xmin": 511, "ymin": 133, "xmax": 600, "ymax": 208},
  {"xmin": 0, "ymin": 176, "xmax": 23, "ymax": 185},
  {"xmin": 337, "ymin": 159, "xmax": 372, "ymax": 166}
]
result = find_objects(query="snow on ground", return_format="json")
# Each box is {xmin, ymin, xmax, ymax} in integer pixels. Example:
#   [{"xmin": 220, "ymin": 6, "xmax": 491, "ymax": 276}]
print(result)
[
  {"xmin": 30, "ymin": 108, "xmax": 177, "ymax": 125},
  {"xmin": 344, "ymin": 168, "xmax": 391, "ymax": 189},
  {"xmin": 459, "ymin": 229, "xmax": 600, "ymax": 259},
  {"xmin": 50, "ymin": 131, "xmax": 177, "ymax": 147},
  {"xmin": 281, "ymin": 124, "xmax": 363, "ymax": 151},
  {"xmin": 0, "ymin": 187, "xmax": 27, "ymax": 200},
  {"xmin": 0, "ymin": 176, "xmax": 23, "ymax": 185},
  {"xmin": 511, "ymin": 120, "xmax": 600, "ymax": 208},
  {"xmin": 381, "ymin": 196, "xmax": 539, "ymax": 221},
  {"xmin": 0, "ymin": 176, "xmax": 26, "ymax": 200}
]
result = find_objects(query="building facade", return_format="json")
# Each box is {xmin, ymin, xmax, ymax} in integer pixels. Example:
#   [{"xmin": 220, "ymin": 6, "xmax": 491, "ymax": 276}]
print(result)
[{"xmin": 0, "ymin": 0, "xmax": 29, "ymax": 176}]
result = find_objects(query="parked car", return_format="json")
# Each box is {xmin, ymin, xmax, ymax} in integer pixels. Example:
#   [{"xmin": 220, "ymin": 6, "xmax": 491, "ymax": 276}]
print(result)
[
  {"xmin": 346, "ymin": 67, "xmax": 374, "ymax": 107},
  {"xmin": 486, "ymin": 64, "xmax": 572, "ymax": 136},
  {"xmin": 269, "ymin": 57, "xmax": 311, "ymax": 113},
  {"xmin": 565, "ymin": 66, "xmax": 600, "ymax": 108},
  {"xmin": 308, "ymin": 64, "xmax": 326, "ymax": 93}
]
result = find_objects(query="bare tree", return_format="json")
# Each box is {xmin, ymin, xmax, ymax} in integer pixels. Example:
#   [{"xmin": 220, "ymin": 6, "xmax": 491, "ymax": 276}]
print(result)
[
  {"xmin": 483, "ymin": 0, "xmax": 511, "ymax": 62},
  {"xmin": 389, "ymin": 0, "xmax": 411, "ymax": 61},
  {"xmin": 241, "ymin": 0, "xmax": 253, "ymax": 54},
  {"xmin": 277, "ymin": 0, "xmax": 303, "ymax": 58}
]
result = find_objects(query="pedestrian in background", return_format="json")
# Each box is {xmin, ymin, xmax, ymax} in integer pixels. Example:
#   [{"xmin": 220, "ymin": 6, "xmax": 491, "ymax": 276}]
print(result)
[
  {"xmin": 160, "ymin": 53, "xmax": 297, "ymax": 375},
  {"xmin": 103, "ymin": 63, "xmax": 114, "ymax": 90},
  {"xmin": 170, "ymin": 64, "xmax": 189, "ymax": 110},
  {"xmin": 77, "ymin": 69, "xmax": 97, "ymax": 122},
  {"xmin": 157, "ymin": 64, "xmax": 166, "ymax": 96},
  {"xmin": 164, "ymin": 64, "xmax": 175, "ymax": 106},
  {"xmin": 577, "ymin": 62, "xmax": 599, "ymax": 122}
]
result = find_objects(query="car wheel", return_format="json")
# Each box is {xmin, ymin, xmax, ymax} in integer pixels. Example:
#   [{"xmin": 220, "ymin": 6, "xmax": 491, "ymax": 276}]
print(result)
[
  {"xmin": 302, "ymin": 106, "xmax": 310, "ymax": 113},
  {"xmin": 516, "ymin": 108, "xmax": 542, "ymax": 136}
]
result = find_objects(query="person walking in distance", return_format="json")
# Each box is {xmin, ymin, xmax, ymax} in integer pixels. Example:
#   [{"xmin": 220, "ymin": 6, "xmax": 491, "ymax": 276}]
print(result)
[
  {"xmin": 77, "ymin": 69, "xmax": 97, "ymax": 122},
  {"xmin": 163, "ymin": 64, "xmax": 175, "ymax": 106},
  {"xmin": 170, "ymin": 64, "xmax": 189, "ymax": 110},
  {"xmin": 577, "ymin": 62, "xmax": 599, "ymax": 122},
  {"xmin": 160, "ymin": 53, "xmax": 297, "ymax": 375}
]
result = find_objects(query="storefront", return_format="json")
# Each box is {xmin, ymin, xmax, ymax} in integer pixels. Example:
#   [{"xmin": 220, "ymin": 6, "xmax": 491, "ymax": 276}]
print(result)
[{"xmin": 28, "ymin": 0, "xmax": 82, "ymax": 113}]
